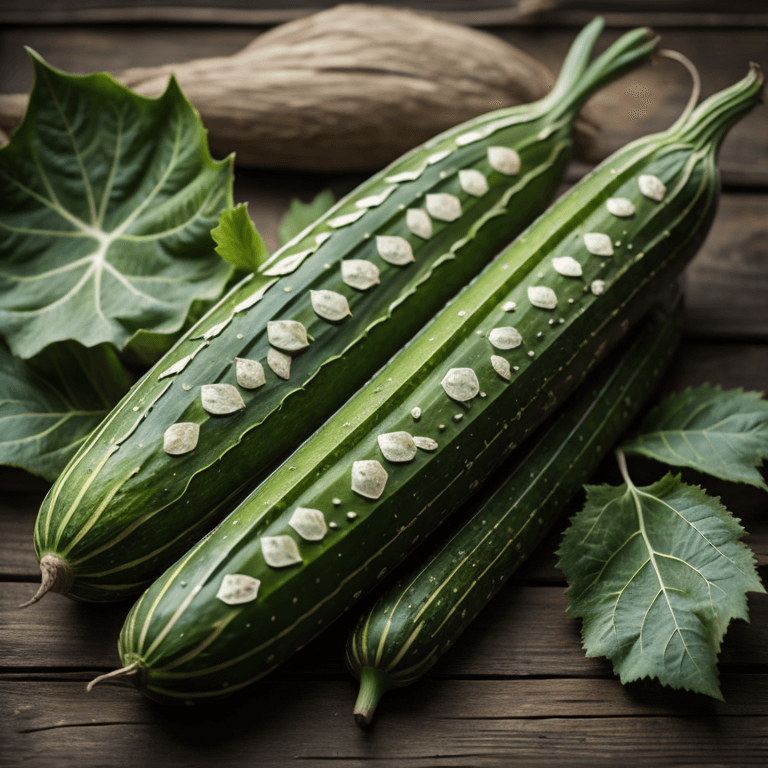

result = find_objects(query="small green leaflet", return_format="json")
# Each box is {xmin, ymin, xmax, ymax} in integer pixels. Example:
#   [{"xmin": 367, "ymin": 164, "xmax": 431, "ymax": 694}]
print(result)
[
  {"xmin": 211, "ymin": 203, "xmax": 269, "ymax": 272},
  {"xmin": 0, "ymin": 50, "xmax": 234, "ymax": 359},
  {"xmin": 621, "ymin": 384, "xmax": 768, "ymax": 489},
  {"xmin": 277, "ymin": 189, "xmax": 336, "ymax": 247},
  {"xmin": 0, "ymin": 342, "xmax": 132, "ymax": 481},
  {"xmin": 558, "ymin": 468, "xmax": 763, "ymax": 700}
]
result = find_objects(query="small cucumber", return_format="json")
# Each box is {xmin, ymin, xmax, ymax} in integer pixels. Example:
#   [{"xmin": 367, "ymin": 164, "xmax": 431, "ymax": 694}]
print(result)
[
  {"xmin": 99, "ymin": 66, "xmax": 762, "ymax": 704},
  {"xmin": 346, "ymin": 285, "xmax": 684, "ymax": 726},
  {"xmin": 29, "ymin": 20, "xmax": 658, "ymax": 604}
]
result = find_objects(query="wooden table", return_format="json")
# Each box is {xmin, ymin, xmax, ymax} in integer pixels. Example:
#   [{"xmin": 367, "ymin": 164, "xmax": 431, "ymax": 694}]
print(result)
[{"xmin": 1, "ymin": 7, "xmax": 767, "ymax": 766}]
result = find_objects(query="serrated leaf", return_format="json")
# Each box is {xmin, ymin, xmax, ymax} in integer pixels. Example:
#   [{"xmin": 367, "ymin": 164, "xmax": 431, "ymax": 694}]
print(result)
[
  {"xmin": 621, "ymin": 384, "xmax": 768, "ymax": 489},
  {"xmin": 558, "ymin": 472, "xmax": 764, "ymax": 700},
  {"xmin": 0, "ymin": 50, "xmax": 234, "ymax": 359},
  {"xmin": 278, "ymin": 189, "xmax": 336, "ymax": 247},
  {"xmin": 0, "ymin": 342, "xmax": 133, "ymax": 481},
  {"xmin": 211, "ymin": 203, "xmax": 268, "ymax": 272}
]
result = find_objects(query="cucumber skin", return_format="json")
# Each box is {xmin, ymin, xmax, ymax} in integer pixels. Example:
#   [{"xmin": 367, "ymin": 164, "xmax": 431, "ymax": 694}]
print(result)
[
  {"xmin": 33, "ymin": 78, "xmax": 588, "ymax": 603},
  {"xmin": 345, "ymin": 286, "xmax": 684, "ymax": 720},
  {"xmin": 117, "ymin": 121, "xmax": 727, "ymax": 704}
]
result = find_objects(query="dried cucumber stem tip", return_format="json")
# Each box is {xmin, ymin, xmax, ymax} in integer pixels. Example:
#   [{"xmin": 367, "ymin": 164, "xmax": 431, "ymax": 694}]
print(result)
[
  {"xmin": 353, "ymin": 666, "xmax": 391, "ymax": 728},
  {"xmin": 86, "ymin": 662, "xmax": 140, "ymax": 692},
  {"xmin": 18, "ymin": 554, "xmax": 74, "ymax": 608},
  {"xmin": 657, "ymin": 49, "xmax": 701, "ymax": 125}
]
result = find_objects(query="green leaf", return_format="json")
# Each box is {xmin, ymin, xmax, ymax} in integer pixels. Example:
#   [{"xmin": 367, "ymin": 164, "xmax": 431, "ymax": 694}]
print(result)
[
  {"xmin": 0, "ymin": 342, "xmax": 133, "ymax": 481},
  {"xmin": 0, "ymin": 50, "xmax": 234, "ymax": 359},
  {"xmin": 211, "ymin": 203, "xmax": 268, "ymax": 272},
  {"xmin": 621, "ymin": 384, "xmax": 768, "ymax": 489},
  {"xmin": 558, "ymin": 469, "xmax": 764, "ymax": 699},
  {"xmin": 278, "ymin": 189, "xmax": 336, "ymax": 247}
]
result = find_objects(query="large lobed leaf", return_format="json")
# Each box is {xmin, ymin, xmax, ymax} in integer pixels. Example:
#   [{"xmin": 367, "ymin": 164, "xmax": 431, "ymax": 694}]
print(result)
[
  {"xmin": 0, "ymin": 343, "xmax": 132, "ymax": 481},
  {"xmin": 0, "ymin": 50, "xmax": 234, "ymax": 359},
  {"xmin": 621, "ymin": 384, "xmax": 768, "ymax": 489},
  {"xmin": 558, "ymin": 472, "xmax": 764, "ymax": 699}
]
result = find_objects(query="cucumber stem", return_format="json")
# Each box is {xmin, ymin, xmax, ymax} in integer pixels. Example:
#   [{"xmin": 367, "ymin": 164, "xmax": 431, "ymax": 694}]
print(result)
[
  {"xmin": 353, "ymin": 666, "xmax": 391, "ymax": 728},
  {"xmin": 86, "ymin": 662, "xmax": 140, "ymax": 692},
  {"xmin": 18, "ymin": 554, "xmax": 73, "ymax": 608}
]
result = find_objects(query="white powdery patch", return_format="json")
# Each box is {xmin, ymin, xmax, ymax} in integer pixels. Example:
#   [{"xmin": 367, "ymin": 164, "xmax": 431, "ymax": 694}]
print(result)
[
  {"xmin": 459, "ymin": 169, "xmax": 489, "ymax": 197},
  {"xmin": 341, "ymin": 259, "xmax": 380, "ymax": 290},
  {"xmin": 328, "ymin": 210, "xmax": 366, "ymax": 228},
  {"xmin": 606, "ymin": 197, "xmax": 636, "ymax": 218},
  {"xmin": 356, "ymin": 186, "xmax": 397, "ymax": 209},
  {"xmin": 267, "ymin": 320, "xmax": 310, "ymax": 352},
  {"xmin": 583, "ymin": 233, "xmax": 614, "ymax": 257},
  {"xmin": 236, "ymin": 358, "xmax": 266, "ymax": 390},
  {"xmin": 406, "ymin": 208, "xmax": 433, "ymax": 240},
  {"xmin": 162, "ymin": 422, "xmax": 200, "ymax": 455},
  {"xmin": 263, "ymin": 249, "xmax": 313, "ymax": 277},
  {"xmin": 289, "ymin": 507, "xmax": 328, "ymax": 541},
  {"xmin": 216, "ymin": 573, "xmax": 261, "ymax": 605},
  {"xmin": 351, "ymin": 460, "xmax": 388, "ymax": 500},
  {"xmin": 377, "ymin": 235, "xmax": 415, "ymax": 265},
  {"xmin": 310, "ymin": 289, "xmax": 352, "ymax": 322},
  {"xmin": 426, "ymin": 193, "xmax": 462, "ymax": 222},
  {"xmin": 201, "ymin": 318, "xmax": 231, "ymax": 340},
  {"xmin": 261, "ymin": 535, "xmax": 302, "ymax": 568},
  {"xmin": 158, "ymin": 354, "xmax": 193, "ymax": 380},
  {"xmin": 488, "ymin": 326, "xmax": 523, "ymax": 350},
  {"xmin": 413, "ymin": 436, "xmax": 438, "ymax": 451},
  {"xmin": 233, "ymin": 279, "xmax": 278, "ymax": 314},
  {"xmin": 201, "ymin": 383, "xmax": 246, "ymax": 415},
  {"xmin": 552, "ymin": 256, "xmax": 583, "ymax": 278},
  {"xmin": 385, "ymin": 168, "xmax": 423, "ymax": 183},
  {"xmin": 527, "ymin": 285, "xmax": 557, "ymax": 310},
  {"xmin": 441, "ymin": 367, "xmax": 480, "ymax": 402},
  {"xmin": 491, "ymin": 355, "xmax": 512, "ymax": 381},
  {"xmin": 590, "ymin": 280, "xmax": 606, "ymax": 296},
  {"xmin": 377, "ymin": 431, "xmax": 418, "ymax": 463},
  {"xmin": 426, "ymin": 149, "xmax": 451, "ymax": 165},
  {"xmin": 411, "ymin": 406, "xmax": 422, "ymax": 421},
  {"xmin": 502, "ymin": 300, "xmax": 517, "ymax": 312},
  {"xmin": 267, "ymin": 348, "xmax": 291, "ymax": 380},
  {"xmin": 638, "ymin": 174, "xmax": 666, "ymax": 202},
  {"xmin": 487, "ymin": 146, "xmax": 520, "ymax": 175}
]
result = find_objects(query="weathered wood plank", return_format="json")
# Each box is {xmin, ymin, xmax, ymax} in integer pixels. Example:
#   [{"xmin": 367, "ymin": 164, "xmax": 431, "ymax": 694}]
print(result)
[
  {"xmin": 1, "ymin": 676, "xmax": 767, "ymax": 768},
  {"xmin": 1, "ymin": 25, "xmax": 766, "ymax": 185},
  {"xmin": 2, "ymin": 581, "xmax": 765, "ymax": 677}
]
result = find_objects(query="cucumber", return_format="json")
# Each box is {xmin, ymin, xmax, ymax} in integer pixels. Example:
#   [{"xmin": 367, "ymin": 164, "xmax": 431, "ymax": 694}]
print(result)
[
  {"xmin": 96, "ymin": 65, "xmax": 763, "ymax": 704},
  {"xmin": 28, "ymin": 19, "xmax": 659, "ymax": 604},
  {"xmin": 346, "ymin": 284, "xmax": 684, "ymax": 726}
]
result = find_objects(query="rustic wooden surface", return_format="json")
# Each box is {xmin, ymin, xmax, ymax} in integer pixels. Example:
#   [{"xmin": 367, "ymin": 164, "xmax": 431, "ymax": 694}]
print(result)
[{"xmin": 1, "ymin": 10, "xmax": 767, "ymax": 767}]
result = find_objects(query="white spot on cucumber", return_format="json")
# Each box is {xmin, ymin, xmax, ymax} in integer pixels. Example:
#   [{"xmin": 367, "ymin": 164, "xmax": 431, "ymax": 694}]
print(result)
[
  {"xmin": 262, "ymin": 249, "xmax": 313, "ymax": 276},
  {"xmin": 458, "ymin": 169, "xmax": 489, "ymax": 197},
  {"xmin": 487, "ymin": 146, "xmax": 520, "ymax": 175},
  {"xmin": 638, "ymin": 174, "xmax": 666, "ymax": 202},
  {"xmin": 583, "ymin": 233, "xmax": 614, "ymax": 256},
  {"xmin": 377, "ymin": 235, "xmax": 415, "ymax": 265},
  {"xmin": 552, "ymin": 256, "xmax": 583, "ymax": 278},
  {"xmin": 351, "ymin": 460, "xmax": 388, "ymax": 499},
  {"xmin": 328, "ymin": 210, "xmax": 366, "ymax": 228},
  {"xmin": 267, "ymin": 320, "xmax": 310, "ymax": 352},
  {"xmin": 527, "ymin": 286, "xmax": 557, "ymax": 310},
  {"xmin": 261, "ymin": 535, "xmax": 302, "ymax": 568},
  {"xmin": 377, "ymin": 431, "xmax": 418, "ymax": 463},
  {"xmin": 341, "ymin": 259, "xmax": 380, "ymax": 290},
  {"xmin": 216, "ymin": 574, "xmax": 260, "ymax": 605},
  {"xmin": 235, "ymin": 358, "xmax": 266, "ymax": 389},
  {"xmin": 488, "ymin": 327, "xmax": 523, "ymax": 350},
  {"xmin": 201, "ymin": 384, "xmax": 245, "ymax": 415},
  {"xmin": 441, "ymin": 368, "xmax": 480, "ymax": 402},
  {"xmin": 163, "ymin": 423, "xmax": 200, "ymax": 455},
  {"xmin": 413, "ymin": 436, "xmax": 438, "ymax": 451},
  {"xmin": 267, "ymin": 348, "xmax": 291, "ymax": 380},
  {"xmin": 491, "ymin": 355, "xmax": 511, "ymax": 381},
  {"xmin": 289, "ymin": 507, "xmax": 328, "ymax": 541},
  {"xmin": 310, "ymin": 289, "xmax": 352, "ymax": 322},
  {"xmin": 426, "ymin": 193, "xmax": 462, "ymax": 222},
  {"xmin": 606, "ymin": 198, "xmax": 635, "ymax": 217}
]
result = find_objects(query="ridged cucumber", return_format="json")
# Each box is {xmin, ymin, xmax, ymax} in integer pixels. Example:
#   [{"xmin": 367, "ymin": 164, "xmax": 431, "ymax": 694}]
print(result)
[
  {"xmin": 29, "ymin": 20, "xmax": 658, "ymax": 604},
  {"xmin": 345, "ymin": 284, "xmax": 684, "ymax": 726},
  {"xmin": 97, "ymin": 65, "xmax": 763, "ymax": 704}
]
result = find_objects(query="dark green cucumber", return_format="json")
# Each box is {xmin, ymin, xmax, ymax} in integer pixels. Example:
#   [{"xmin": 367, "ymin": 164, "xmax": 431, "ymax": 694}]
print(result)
[
  {"xmin": 345, "ymin": 285, "xmax": 684, "ymax": 726},
  {"xmin": 29, "ymin": 19, "xmax": 659, "ymax": 604},
  {"xmin": 100, "ymin": 66, "xmax": 763, "ymax": 705}
]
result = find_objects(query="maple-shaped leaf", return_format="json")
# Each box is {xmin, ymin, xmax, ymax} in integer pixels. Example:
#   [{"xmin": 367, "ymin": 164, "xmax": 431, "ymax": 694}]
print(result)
[
  {"xmin": 0, "ymin": 342, "xmax": 132, "ymax": 481},
  {"xmin": 621, "ymin": 385, "xmax": 768, "ymax": 489},
  {"xmin": 277, "ymin": 189, "xmax": 335, "ymax": 247},
  {"xmin": 212, "ymin": 203, "xmax": 269, "ymax": 273},
  {"xmin": 0, "ymin": 50, "xmax": 234, "ymax": 359},
  {"xmin": 558, "ymin": 471, "xmax": 763, "ymax": 700}
]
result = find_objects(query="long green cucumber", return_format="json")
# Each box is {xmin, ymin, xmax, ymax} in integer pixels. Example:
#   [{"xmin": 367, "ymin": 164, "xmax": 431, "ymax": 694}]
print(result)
[
  {"xmin": 97, "ymin": 66, "xmax": 763, "ymax": 705},
  {"xmin": 345, "ymin": 284, "xmax": 684, "ymax": 726},
  {"xmin": 28, "ymin": 19, "xmax": 658, "ymax": 604}
]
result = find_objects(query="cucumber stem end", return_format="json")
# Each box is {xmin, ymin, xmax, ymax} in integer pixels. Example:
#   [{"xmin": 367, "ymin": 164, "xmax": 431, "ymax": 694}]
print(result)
[
  {"xmin": 353, "ymin": 666, "xmax": 391, "ymax": 728},
  {"xmin": 18, "ymin": 554, "xmax": 73, "ymax": 607}
]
